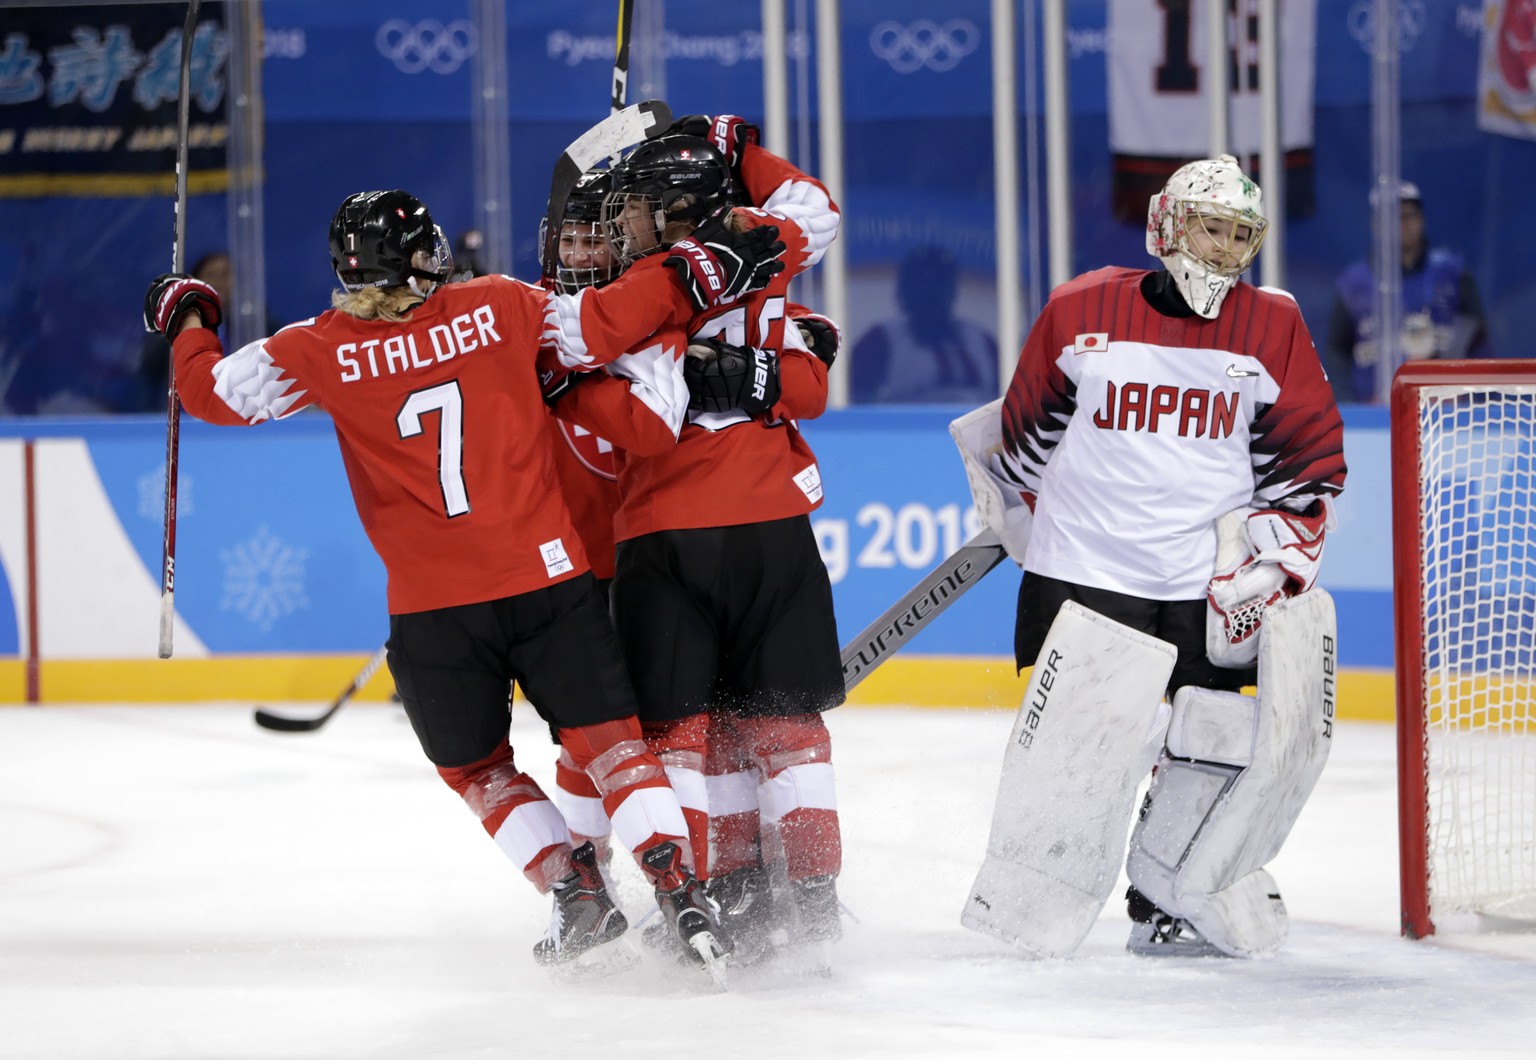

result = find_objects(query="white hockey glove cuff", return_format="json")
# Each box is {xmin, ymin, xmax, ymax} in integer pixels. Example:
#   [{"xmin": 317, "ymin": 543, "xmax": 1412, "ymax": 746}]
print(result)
[{"xmin": 950, "ymin": 398, "xmax": 1033, "ymax": 565}]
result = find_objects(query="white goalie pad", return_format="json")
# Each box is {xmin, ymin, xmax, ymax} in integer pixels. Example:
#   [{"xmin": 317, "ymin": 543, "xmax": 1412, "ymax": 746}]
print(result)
[
  {"xmin": 1127, "ymin": 589, "xmax": 1338, "ymax": 957},
  {"xmin": 949, "ymin": 399, "xmax": 1032, "ymax": 564},
  {"xmin": 963, "ymin": 601, "xmax": 1176, "ymax": 957}
]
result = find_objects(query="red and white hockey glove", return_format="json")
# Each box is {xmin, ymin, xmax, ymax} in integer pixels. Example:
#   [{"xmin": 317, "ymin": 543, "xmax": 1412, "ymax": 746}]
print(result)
[
  {"xmin": 667, "ymin": 113, "xmax": 760, "ymax": 171},
  {"xmin": 1245, "ymin": 501, "xmax": 1332, "ymax": 593},
  {"xmin": 665, "ymin": 209, "xmax": 786, "ymax": 312},
  {"xmin": 1205, "ymin": 499, "xmax": 1334, "ymax": 666},
  {"xmin": 1206, "ymin": 560, "xmax": 1288, "ymax": 664},
  {"xmin": 144, "ymin": 273, "xmax": 223, "ymax": 336},
  {"xmin": 794, "ymin": 312, "xmax": 841, "ymax": 367}
]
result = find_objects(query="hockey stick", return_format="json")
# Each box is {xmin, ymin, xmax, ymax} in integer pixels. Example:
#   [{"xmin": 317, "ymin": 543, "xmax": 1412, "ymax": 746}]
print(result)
[
  {"xmin": 158, "ymin": 0, "xmax": 201, "ymax": 659},
  {"xmin": 839, "ymin": 530, "xmax": 1009, "ymax": 692},
  {"xmin": 541, "ymin": 99, "xmax": 671, "ymax": 275},
  {"xmin": 253, "ymin": 646, "xmax": 389, "ymax": 733},
  {"xmin": 611, "ymin": 0, "xmax": 635, "ymax": 115}
]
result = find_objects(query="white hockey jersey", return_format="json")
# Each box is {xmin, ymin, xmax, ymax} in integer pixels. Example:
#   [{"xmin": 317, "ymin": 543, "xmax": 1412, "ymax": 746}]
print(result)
[{"xmin": 998, "ymin": 267, "xmax": 1345, "ymax": 600}]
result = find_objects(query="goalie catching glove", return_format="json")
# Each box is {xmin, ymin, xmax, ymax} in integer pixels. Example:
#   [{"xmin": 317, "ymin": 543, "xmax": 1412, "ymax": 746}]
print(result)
[
  {"xmin": 1206, "ymin": 499, "xmax": 1335, "ymax": 667},
  {"xmin": 143, "ymin": 273, "xmax": 223, "ymax": 336},
  {"xmin": 683, "ymin": 338, "xmax": 780, "ymax": 416},
  {"xmin": 664, "ymin": 207, "xmax": 786, "ymax": 312}
]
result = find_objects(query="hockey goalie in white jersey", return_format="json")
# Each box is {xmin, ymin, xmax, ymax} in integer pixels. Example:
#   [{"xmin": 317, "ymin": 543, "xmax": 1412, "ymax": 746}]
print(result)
[{"xmin": 955, "ymin": 154, "xmax": 1346, "ymax": 958}]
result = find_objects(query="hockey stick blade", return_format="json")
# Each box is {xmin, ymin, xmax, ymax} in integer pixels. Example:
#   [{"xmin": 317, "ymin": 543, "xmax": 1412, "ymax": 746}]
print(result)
[
  {"xmin": 839, "ymin": 529, "xmax": 1008, "ymax": 692},
  {"xmin": 254, "ymin": 646, "xmax": 388, "ymax": 734},
  {"xmin": 543, "ymin": 99, "xmax": 672, "ymax": 270}
]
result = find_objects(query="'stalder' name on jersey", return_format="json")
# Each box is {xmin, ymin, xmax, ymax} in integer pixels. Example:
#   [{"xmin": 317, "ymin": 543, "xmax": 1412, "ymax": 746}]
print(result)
[
  {"xmin": 1091, "ymin": 380, "xmax": 1240, "ymax": 439},
  {"xmin": 334, "ymin": 305, "xmax": 501, "ymax": 383}
]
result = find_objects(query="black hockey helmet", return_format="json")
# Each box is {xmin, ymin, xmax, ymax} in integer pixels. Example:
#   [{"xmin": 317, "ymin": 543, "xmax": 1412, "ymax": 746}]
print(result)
[
  {"xmin": 603, "ymin": 135, "xmax": 735, "ymax": 263},
  {"xmin": 608, "ymin": 135, "xmax": 734, "ymax": 221},
  {"xmin": 564, "ymin": 168, "xmax": 612, "ymax": 223},
  {"xmin": 539, "ymin": 170, "xmax": 622, "ymax": 293},
  {"xmin": 329, "ymin": 190, "xmax": 453, "ymax": 292}
]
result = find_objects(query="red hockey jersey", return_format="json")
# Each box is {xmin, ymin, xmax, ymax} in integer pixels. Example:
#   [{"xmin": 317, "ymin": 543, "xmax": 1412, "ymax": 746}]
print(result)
[
  {"xmin": 555, "ymin": 145, "xmax": 840, "ymax": 539},
  {"xmin": 172, "ymin": 268, "xmax": 690, "ymax": 612}
]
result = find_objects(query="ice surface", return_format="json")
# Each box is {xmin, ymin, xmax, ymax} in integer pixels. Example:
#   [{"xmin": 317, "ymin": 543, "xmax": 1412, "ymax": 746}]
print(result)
[{"xmin": 3, "ymin": 704, "xmax": 1533, "ymax": 1058}]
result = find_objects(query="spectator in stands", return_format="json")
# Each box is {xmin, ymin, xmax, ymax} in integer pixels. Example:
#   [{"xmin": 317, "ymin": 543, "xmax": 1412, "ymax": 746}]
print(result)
[
  {"xmin": 850, "ymin": 244, "xmax": 998, "ymax": 405},
  {"xmin": 1325, "ymin": 181, "xmax": 1491, "ymax": 403},
  {"xmin": 451, "ymin": 229, "xmax": 486, "ymax": 283}
]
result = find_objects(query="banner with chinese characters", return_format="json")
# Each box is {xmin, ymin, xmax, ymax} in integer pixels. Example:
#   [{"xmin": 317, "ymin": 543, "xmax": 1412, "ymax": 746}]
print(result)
[
  {"xmin": 1478, "ymin": 0, "xmax": 1536, "ymax": 140},
  {"xmin": 0, "ymin": 2, "xmax": 228, "ymax": 197}
]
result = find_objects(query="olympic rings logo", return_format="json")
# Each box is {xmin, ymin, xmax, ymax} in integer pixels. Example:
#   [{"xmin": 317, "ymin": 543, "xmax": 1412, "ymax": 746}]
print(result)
[
  {"xmin": 1345, "ymin": 1, "xmax": 1426, "ymax": 54},
  {"xmin": 869, "ymin": 19, "xmax": 979, "ymax": 74},
  {"xmin": 376, "ymin": 19, "xmax": 476, "ymax": 75}
]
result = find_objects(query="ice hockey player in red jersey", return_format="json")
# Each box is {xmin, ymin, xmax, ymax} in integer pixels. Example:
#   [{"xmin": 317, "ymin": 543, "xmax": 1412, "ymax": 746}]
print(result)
[
  {"xmin": 142, "ymin": 188, "xmax": 784, "ymax": 980},
  {"xmin": 539, "ymin": 167, "xmax": 682, "ymax": 867},
  {"xmin": 956, "ymin": 155, "xmax": 1346, "ymax": 961},
  {"xmin": 546, "ymin": 118, "xmax": 847, "ymax": 969}
]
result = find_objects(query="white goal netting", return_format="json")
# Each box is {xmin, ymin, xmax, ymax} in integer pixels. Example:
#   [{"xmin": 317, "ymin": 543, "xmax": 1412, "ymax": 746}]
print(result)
[{"xmin": 1415, "ymin": 384, "xmax": 1536, "ymax": 922}]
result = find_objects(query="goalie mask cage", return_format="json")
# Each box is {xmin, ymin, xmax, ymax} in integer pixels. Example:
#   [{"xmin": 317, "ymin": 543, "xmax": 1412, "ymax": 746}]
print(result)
[{"xmin": 1392, "ymin": 360, "xmax": 1536, "ymax": 939}]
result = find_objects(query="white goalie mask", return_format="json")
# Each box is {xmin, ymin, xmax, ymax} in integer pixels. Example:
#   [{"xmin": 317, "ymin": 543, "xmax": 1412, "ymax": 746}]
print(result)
[{"xmin": 1146, "ymin": 155, "xmax": 1268, "ymax": 319}]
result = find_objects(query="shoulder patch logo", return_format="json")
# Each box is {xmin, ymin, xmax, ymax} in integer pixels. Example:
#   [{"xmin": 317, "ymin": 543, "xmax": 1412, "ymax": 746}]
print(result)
[
  {"xmin": 1074, "ymin": 332, "xmax": 1109, "ymax": 355},
  {"xmin": 1226, "ymin": 364, "xmax": 1259, "ymax": 378}
]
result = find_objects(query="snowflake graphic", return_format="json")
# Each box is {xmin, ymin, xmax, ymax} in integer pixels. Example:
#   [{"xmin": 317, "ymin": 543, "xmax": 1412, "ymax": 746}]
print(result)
[
  {"xmin": 220, "ymin": 525, "xmax": 309, "ymax": 632},
  {"xmin": 137, "ymin": 466, "xmax": 193, "ymax": 521}
]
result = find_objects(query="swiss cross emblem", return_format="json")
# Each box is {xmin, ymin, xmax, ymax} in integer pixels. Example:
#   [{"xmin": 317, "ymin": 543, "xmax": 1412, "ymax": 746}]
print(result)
[
  {"xmin": 348, "ymin": 256, "xmax": 358, "ymax": 267},
  {"xmin": 1074, "ymin": 332, "xmax": 1109, "ymax": 355},
  {"xmin": 679, "ymin": 149, "xmax": 693, "ymax": 159},
  {"xmin": 558, "ymin": 420, "xmax": 618, "ymax": 481}
]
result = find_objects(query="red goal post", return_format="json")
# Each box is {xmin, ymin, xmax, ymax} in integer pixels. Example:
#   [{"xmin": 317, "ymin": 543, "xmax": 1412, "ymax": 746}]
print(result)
[{"xmin": 1392, "ymin": 360, "xmax": 1536, "ymax": 939}]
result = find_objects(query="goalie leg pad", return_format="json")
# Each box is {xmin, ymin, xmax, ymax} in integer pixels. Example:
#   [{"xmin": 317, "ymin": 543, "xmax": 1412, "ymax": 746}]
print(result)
[
  {"xmin": 962, "ymin": 601, "xmax": 1176, "ymax": 957},
  {"xmin": 1127, "ymin": 589, "xmax": 1337, "ymax": 956}
]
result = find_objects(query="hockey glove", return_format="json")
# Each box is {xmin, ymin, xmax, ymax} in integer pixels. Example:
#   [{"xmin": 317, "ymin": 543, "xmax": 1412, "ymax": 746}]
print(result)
[
  {"xmin": 667, "ymin": 113, "xmax": 760, "ymax": 171},
  {"xmin": 1206, "ymin": 560, "xmax": 1288, "ymax": 665},
  {"xmin": 794, "ymin": 313, "xmax": 841, "ymax": 368},
  {"xmin": 144, "ymin": 273, "xmax": 223, "ymax": 336},
  {"xmin": 665, "ymin": 210, "xmax": 786, "ymax": 312},
  {"xmin": 1204, "ymin": 499, "xmax": 1333, "ymax": 666},
  {"xmin": 539, "ymin": 367, "xmax": 589, "ymax": 408},
  {"xmin": 1243, "ymin": 500, "xmax": 1332, "ymax": 594},
  {"xmin": 684, "ymin": 339, "xmax": 780, "ymax": 416}
]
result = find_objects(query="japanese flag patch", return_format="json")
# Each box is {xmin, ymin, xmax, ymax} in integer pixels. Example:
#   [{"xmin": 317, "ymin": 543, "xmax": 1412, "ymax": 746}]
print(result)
[{"xmin": 1074, "ymin": 332, "xmax": 1109, "ymax": 355}]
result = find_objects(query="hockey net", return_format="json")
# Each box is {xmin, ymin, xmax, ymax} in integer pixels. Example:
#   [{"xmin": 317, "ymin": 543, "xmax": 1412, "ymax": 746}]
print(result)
[{"xmin": 1392, "ymin": 361, "xmax": 1536, "ymax": 938}]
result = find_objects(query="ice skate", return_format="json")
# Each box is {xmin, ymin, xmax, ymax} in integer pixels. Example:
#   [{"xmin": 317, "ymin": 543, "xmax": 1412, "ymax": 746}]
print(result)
[
  {"xmin": 788, "ymin": 874, "xmax": 841, "ymax": 977},
  {"xmin": 533, "ymin": 842, "xmax": 637, "ymax": 977},
  {"xmin": 1124, "ymin": 887, "xmax": 1226, "ymax": 958},
  {"xmin": 706, "ymin": 865, "xmax": 778, "ymax": 966},
  {"xmin": 642, "ymin": 842, "xmax": 732, "ymax": 987}
]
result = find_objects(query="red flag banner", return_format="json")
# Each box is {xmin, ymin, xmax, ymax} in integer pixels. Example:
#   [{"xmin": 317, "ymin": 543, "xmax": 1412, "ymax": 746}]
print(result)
[{"xmin": 1478, "ymin": 0, "xmax": 1536, "ymax": 141}]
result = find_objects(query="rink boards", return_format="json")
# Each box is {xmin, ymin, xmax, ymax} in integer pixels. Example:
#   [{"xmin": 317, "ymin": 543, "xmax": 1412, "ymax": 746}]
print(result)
[{"xmin": 0, "ymin": 409, "xmax": 1396, "ymax": 715}]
